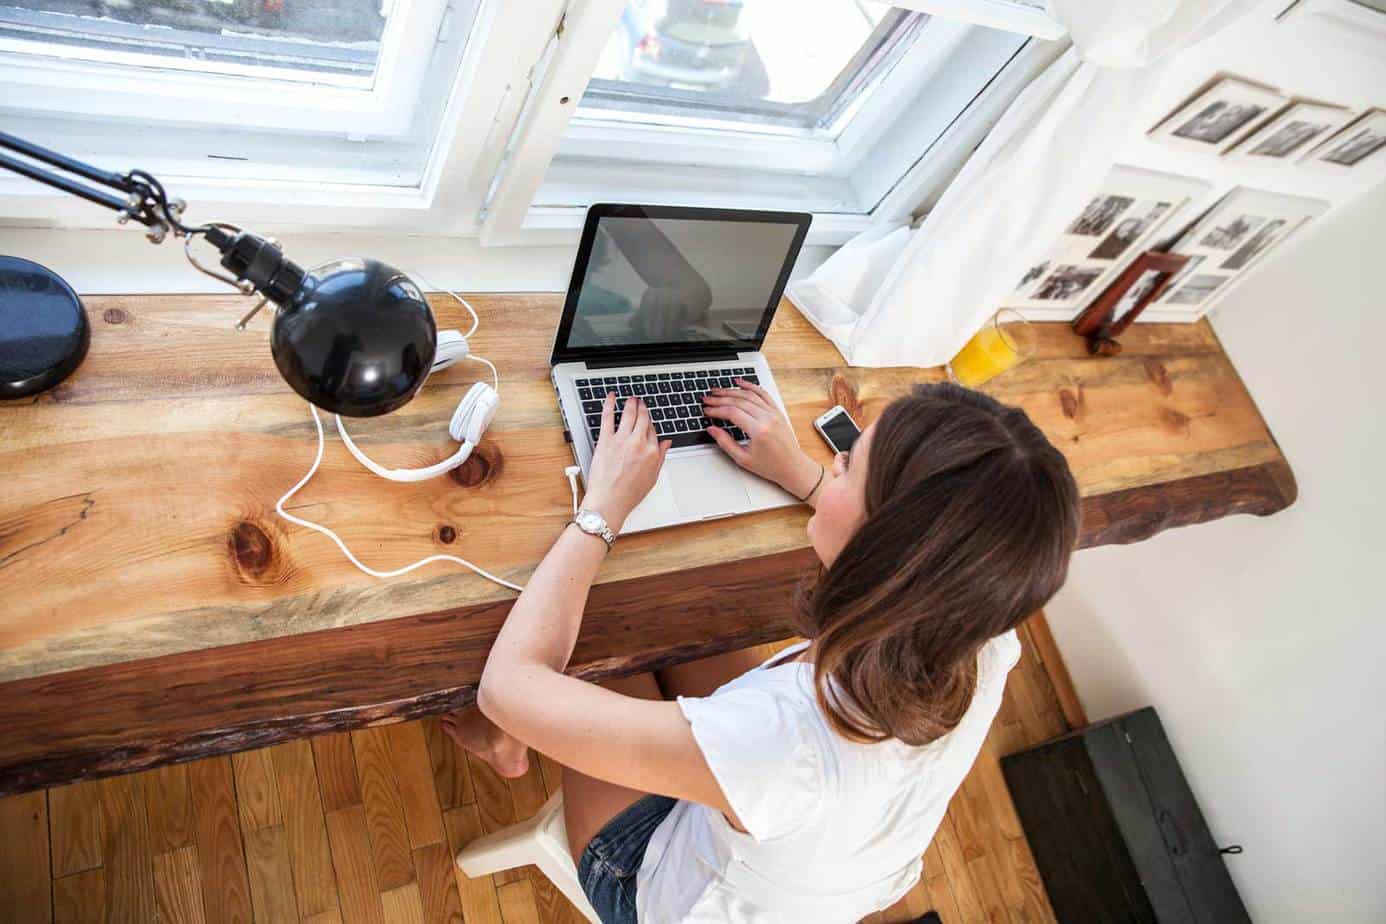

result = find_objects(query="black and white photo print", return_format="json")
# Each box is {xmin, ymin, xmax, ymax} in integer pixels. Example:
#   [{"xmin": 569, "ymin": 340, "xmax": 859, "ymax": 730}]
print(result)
[
  {"xmin": 1231, "ymin": 101, "xmax": 1352, "ymax": 164},
  {"xmin": 1089, "ymin": 201, "xmax": 1171, "ymax": 260},
  {"xmin": 1199, "ymin": 214, "xmax": 1266, "ymax": 250},
  {"xmin": 1222, "ymin": 219, "xmax": 1287, "ymax": 271},
  {"xmin": 1174, "ymin": 101, "xmax": 1268, "ymax": 144},
  {"xmin": 1033, "ymin": 265, "xmax": 1102, "ymax": 301},
  {"xmin": 1166, "ymin": 274, "xmax": 1228, "ymax": 306},
  {"xmin": 1151, "ymin": 77, "xmax": 1287, "ymax": 154},
  {"xmin": 1066, "ymin": 196, "xmax": 1133, "ymax": 237}
]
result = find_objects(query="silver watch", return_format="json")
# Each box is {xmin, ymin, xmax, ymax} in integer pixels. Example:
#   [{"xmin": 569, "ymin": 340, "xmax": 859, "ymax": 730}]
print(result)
[{"xmin": 572, "ymin": 507, "xmax": 616, "ymax": 549}]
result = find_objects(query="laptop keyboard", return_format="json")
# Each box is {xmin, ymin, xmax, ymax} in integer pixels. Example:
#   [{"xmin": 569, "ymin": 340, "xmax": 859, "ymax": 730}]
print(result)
[{"xmin": 574, "ymin": 366, "xmax": 757, "ymax": 449}]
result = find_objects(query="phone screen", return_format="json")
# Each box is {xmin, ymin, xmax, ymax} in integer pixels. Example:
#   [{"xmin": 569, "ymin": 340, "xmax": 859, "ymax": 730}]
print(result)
[{"xmin": 820, "ymin": 411, "xmax": 861, "ymax": 453}]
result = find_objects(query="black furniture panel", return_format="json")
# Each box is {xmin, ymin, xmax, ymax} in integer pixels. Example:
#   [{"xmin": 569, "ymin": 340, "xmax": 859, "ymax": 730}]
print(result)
[{"xmin": 1001, "ymin": 707, "xmax": 1250, "ymax": 923}]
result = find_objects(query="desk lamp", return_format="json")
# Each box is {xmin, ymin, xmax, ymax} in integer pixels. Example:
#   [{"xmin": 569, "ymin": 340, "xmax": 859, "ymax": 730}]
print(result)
[{"xmin": 0, "ymin": 130, "xmax": 436, "ymax": 416}]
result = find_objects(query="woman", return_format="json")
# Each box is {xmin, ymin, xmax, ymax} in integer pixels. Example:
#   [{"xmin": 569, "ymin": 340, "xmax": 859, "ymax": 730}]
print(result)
[{"xmin": 444, "ymin": 380, "xmax": 1079, "ymax": 923}]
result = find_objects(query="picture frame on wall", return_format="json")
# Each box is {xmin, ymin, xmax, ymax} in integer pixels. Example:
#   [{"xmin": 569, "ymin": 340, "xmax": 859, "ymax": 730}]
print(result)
[
  {"xmin": 1303, "ymin": 108, "xmax": 1386, "ymax": 172},
  {"xmin": 1225, "ymin": 100, "xmax": 1354, "ymax": 164},
  {"xmin": 1153, "ymin": 187, "xmax": 1330, "ymax": 318},
  {"xmin": 1072, "ymin": 251, "xmax": 1190, "ymax": 355},
  {"xmin": 1004, "ymin": 166, "xmax": 1211, "ymax": 320},
  {"xmin": 1149, "ymin": 76, "xmax": 1288, "ymax": 154}
]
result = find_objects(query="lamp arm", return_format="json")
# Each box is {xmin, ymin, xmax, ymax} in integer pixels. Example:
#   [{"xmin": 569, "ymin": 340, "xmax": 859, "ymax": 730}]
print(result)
[
  {"xmin": 0, "ymin": 130, "xmax": 305, "ymax": 315},
  {"xmin": 0, "ymin": 131, "xmax": 208, "ymax": 244}
]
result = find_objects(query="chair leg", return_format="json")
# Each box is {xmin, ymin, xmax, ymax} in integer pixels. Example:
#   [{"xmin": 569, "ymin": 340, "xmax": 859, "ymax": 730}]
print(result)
[
  {"xmin": 453, "ymin": 808, "xmax": 547, "ymax": 877},
  {"xmin": 454, "ymin": 789, "xmax": 603, "ymax": 923},
  {"xmin": 532, "ymin": 792, "xmax": 602, "ymax": 923}
]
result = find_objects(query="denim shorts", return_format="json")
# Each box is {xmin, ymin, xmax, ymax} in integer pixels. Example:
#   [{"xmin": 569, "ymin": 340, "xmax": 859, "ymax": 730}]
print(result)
[{"xmin": 577, "ymin": 794, "xmax": 677, "ymax": 924}]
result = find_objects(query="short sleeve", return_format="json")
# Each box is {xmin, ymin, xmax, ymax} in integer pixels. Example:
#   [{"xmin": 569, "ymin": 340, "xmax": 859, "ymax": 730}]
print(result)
[{"xmin": 677, "ymin": 682, "xmax": 828, "ymax": 843}]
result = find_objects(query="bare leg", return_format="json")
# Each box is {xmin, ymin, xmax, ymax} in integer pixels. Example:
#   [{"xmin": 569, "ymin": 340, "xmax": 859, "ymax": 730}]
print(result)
[
  {"xmin": 440, "ymin": 708, "xmax": 530, "ymax": 779},
  {"xmin": 562, "ymin": 672, "xmax": 665, "ymax": 864},
  {"xmin": 655, "ymin": 641, "xmax": 803, "ymax": 700}
]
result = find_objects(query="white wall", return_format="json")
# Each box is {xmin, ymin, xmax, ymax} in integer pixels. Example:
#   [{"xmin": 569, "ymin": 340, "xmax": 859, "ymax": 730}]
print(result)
[
  {"xmin": 1041, "ymin": 5, "xmax": 1386, "ymax": 919},
  {"xmin": 1046, "ymin": 162, "xmax": 1386, "ymax": 922}
]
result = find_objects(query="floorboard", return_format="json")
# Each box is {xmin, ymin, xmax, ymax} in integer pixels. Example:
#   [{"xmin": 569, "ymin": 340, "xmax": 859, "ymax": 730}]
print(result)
[{"xmin": 0, "ymin": 615, "xmax": 1074, "ymax": 923}]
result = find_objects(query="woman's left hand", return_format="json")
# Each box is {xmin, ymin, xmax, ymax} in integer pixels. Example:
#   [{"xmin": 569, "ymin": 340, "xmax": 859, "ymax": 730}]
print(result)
[{"xmin": 583, "ymin": 393, "xmax": 671, "ymax": 532}]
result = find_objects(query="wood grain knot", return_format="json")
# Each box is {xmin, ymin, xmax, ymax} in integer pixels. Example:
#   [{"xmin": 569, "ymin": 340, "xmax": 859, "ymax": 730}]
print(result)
[
  {"xmin": 1161, "ymin": 407, "xmax": 1191, "ymax": 433},
  {"xmin": 829, "ymin": 373, "xmax": 863, "ymax": 421},
  {"xmin": 101, "ymin": 308, "xmax": 129, "ymax": 325},
  {"xmin": 450, "ymin": 441, "xmax": 502, "ymax": 488},
  {"xmin": 1058, "ymin": 387, "xmax": 1084, "ymax": 421},
  {"xmin": 228, "ymin": 521, "xmax": 288, "ymax": 586},
  {"xmin": 436, "ymin": 525, "xmax": 457, "ymax": 544},
  {"xmin": 1143, "ymin": 358, "xmax": 1173, "ymax": 396}
]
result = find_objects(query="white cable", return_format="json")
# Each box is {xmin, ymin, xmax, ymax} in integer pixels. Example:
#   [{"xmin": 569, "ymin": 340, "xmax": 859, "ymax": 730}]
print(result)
[
  {"xmin": 402, "ymin": 266, "xmax": 480, "ymax": 340},
  {"xmin": 276, "ymin": 404, "xmax": 581, "ymax": 592},
  {"xmin": 465, "ymin": 352, "xmax": 500, "ymax": 392},
  {"xmin": 274, "ymin": 275, "xmax": 579, "ymax": 592}
]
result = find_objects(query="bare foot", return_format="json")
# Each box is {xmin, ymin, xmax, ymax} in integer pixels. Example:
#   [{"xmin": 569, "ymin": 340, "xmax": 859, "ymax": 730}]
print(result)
[{"xmin": 441, "ymin": 708, "xmax": 531, "ymax": 779}]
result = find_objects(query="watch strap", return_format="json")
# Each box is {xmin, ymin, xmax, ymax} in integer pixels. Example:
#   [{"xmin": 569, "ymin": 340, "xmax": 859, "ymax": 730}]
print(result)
[{"xmin": 572, "ymin": 508, "xmax": 616, "ymax": 549}]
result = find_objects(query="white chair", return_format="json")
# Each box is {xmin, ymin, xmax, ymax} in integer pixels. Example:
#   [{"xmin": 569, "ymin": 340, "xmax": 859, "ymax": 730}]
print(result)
[{"xmin": 454, "ymin": 788, "xmax": 602, "ymax": 923}]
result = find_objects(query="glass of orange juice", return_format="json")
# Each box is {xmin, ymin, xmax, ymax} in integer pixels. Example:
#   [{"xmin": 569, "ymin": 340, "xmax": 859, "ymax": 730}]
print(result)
[{"xmin": 946, "ymin": 309, "xmax": 1036, "ymax": 388}]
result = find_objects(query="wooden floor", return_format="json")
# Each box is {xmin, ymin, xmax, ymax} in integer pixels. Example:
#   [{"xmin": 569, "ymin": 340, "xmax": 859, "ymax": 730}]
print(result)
[{"xmin": 0, "ymin": 620, "xmax": 1073, "ymax": 924}]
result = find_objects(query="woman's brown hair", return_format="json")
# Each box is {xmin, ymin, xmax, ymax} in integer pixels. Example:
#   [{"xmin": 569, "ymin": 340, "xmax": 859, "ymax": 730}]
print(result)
[{"xmin": 796, "ymin": 383, "xmax": 1079, "ymax": 747}]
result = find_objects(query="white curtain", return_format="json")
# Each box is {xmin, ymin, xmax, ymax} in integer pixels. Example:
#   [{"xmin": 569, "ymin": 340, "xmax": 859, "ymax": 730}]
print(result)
[{"xmin": 786, "ymin": 0, "xmax": 1258, "ymax": 368}]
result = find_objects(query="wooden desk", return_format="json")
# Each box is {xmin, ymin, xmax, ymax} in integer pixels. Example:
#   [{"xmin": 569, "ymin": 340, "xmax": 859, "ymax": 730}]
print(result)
[{"xmin": 0, "ymin": 294, "xmax": 1293, "ymax": 795}]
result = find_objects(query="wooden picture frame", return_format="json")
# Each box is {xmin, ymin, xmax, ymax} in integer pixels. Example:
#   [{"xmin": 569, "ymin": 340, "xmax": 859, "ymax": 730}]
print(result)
[
  {"xmin": 1224, "ymin": 99, "xmax": 1354, "ymax": 164},
  {"xmin": 1302, "ymin": 107, "xmax": 1386, "ymax": 172},
  {"xmin": 1148, "ymin": 76, "xmax": 1288, "ymax": 155},
  {"xmin": 1073, "ymin": 252, "xmax": 1189, "ymax": 355}
]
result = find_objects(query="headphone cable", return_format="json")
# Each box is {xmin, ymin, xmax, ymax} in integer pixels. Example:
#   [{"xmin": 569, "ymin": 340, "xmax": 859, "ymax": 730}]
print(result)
[
  {"xmin": 276, "ymin": 403, "xmax": 580, "ymax": 592},
  {"xmin": 275, "ymin": 276, "xmax": 576, "ymax": 592}
]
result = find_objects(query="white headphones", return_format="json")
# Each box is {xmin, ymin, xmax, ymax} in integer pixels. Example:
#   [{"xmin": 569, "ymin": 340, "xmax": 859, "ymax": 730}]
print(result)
[
  {"xmin": 335, "ymin": 329, "xmax": 501, "ymax": 483},
  {"xmin": 275, "ymin": 274, "xmax": 582, "ymax": 594}
]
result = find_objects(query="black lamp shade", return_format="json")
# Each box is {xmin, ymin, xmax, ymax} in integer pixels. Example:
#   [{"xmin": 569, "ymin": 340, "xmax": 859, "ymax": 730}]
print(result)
[{"xmin": 271, "ymin": 257, "xmax": 436, "ymax": 417}]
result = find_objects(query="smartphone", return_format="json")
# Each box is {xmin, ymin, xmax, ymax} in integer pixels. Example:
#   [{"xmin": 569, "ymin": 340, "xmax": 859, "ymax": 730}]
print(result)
[{"xmin": 813, "ymin": 405, "xmax": 861, "ymax": 454}]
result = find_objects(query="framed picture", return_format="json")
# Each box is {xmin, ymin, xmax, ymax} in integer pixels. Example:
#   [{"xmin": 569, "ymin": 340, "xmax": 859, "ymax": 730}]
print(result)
[
  {"xmin": 1225, "ymin": 100, "xmax": 1353, "ymax": 164},
  {"xmin": 1303, "ymin": 108, "xmax": 1386, "ymax": 172},
  {"xmin": 1004, "ymin": 166, "xmax": 1211, "ymax": 320},
  {"xmin": 1149, "ymin": 76, "xmax": 1288, "ymax": 154},
  {"xmin": 1072, "ymin": 252, "xmax": 1190, "ymax": 354},
  {"xmin": 1153, "ymin": 187, "xmax": 1330, "ymax": 318}
]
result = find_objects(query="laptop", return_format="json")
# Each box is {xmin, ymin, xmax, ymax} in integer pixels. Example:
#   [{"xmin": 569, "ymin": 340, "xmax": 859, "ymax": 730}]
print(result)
[{"xmin": 551, "ymin": 203, "xmax": 813, "ymax": 534}]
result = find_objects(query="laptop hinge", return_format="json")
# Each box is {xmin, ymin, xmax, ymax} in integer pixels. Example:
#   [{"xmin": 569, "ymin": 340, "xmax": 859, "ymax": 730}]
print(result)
[{"xmin": 587, "ymin": 351, "xmax": 741, "ymax": 370}]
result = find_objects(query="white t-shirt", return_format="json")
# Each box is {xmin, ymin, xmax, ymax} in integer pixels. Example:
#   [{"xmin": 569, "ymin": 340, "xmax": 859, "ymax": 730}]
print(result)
[{"xmin": 635, "ymin": 630, "xmax": 1021, "ymax": 923}]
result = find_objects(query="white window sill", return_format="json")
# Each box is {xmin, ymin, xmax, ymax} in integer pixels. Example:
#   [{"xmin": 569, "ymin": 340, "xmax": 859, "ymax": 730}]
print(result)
[{"xmin": 0, "ymin": 225, "xmax": 835, "ymax": 296}]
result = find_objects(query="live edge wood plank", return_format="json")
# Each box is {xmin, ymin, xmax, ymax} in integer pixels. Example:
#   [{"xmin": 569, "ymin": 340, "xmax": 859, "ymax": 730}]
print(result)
[{"xmin": 0, "ymin": 295, "xmax": 1294, "ymax": 795}]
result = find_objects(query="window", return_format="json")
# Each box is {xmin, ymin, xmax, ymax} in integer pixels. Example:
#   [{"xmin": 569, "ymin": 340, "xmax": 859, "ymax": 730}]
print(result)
[
  {"xmin": 581, "ymin": 0, "xmax": 909, "ymax": 134},
  {"xmin": 493, "ymin": 0, "xmax": 1035, "ymax": 239},
  {"xmin": 0, "ymin": 0, "xmax": 483, "ymax": 188},
  {"xmin": 0, "ymin": 0, "xmax": 1058, "ymax": 241},
  {"xmin": 0, "ymin": 0, "xmax": 389, "ymax": 84}
]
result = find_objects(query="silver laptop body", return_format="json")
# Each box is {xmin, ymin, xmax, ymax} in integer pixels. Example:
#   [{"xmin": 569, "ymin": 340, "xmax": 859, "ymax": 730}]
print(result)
[{"xmin": 549, "ymin": 204, "xmax": 813, "ymax": 535}]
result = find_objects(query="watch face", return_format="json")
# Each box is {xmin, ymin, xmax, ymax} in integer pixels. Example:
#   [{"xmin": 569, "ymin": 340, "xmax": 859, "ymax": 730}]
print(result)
[{"xmin": 577, "ymin": 510, "xmax": 603, "ymax": 531}]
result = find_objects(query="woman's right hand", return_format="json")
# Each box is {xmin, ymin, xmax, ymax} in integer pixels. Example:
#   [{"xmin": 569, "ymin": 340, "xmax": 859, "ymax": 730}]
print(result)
[
  {"xmin": 703, "ymin": 379, "xmax": 824, "ymax": 503},
  {"xmin": 584, "ymin": 394, "xmax": 670, "ymax": 531}
]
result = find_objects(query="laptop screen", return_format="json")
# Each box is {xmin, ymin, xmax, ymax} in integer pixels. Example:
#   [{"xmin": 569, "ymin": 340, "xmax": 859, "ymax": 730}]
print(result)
[{"xmin": 552, "ymin": 206, "xmax": 811, "ymax": 363}]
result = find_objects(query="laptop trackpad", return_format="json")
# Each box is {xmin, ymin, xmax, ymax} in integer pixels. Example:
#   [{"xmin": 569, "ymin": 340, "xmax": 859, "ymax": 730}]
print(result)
[{"xmin": 667, "ymin": 453, "xmax": 750, "ymax": 518}]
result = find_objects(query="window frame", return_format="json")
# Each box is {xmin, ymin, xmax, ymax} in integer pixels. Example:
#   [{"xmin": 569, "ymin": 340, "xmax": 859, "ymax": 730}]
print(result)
[
  {"xmin": 482, "ymin": 7, "xmax": 1051, "ymax": 245},
  {"xmin": 0, "ymin": 0, "xmax": 453, "ymax": 138},
  {"xmin": 0, "ymin": 0, "xmax": 1063, "ymax": 248},
  {"xmin": 575, "ymin": 7, "xmax": 924, "ymax": 133},
  {"xmin": 0, "ymin": 0, "xmax": 567, "ymax": 234}
]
